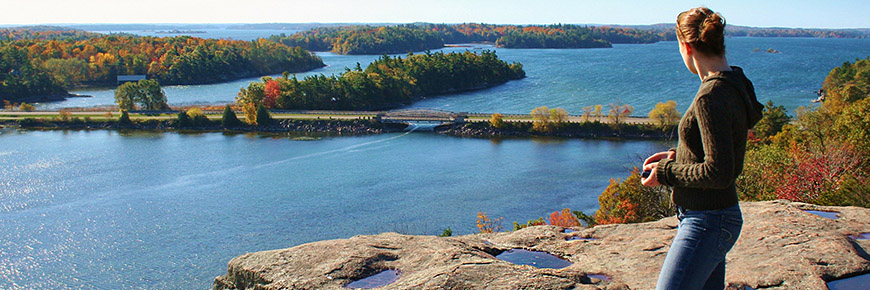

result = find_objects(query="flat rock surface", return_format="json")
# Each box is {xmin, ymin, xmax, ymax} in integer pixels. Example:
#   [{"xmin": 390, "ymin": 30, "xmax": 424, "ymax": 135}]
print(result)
[{"xmin": 213, "ymin": 200, "xmax": 870, "ymax": 289}]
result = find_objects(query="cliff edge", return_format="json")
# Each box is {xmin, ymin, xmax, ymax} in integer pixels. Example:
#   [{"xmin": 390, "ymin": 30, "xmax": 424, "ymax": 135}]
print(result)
[{"xmin": 212, "ymin": 200, "xmax": 870, "ymax": 289}]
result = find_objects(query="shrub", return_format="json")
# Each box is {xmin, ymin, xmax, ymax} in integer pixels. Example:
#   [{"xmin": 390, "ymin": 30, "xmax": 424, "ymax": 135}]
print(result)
[
  {"xmin": 594, "ymin": 167, "xmax": 675, "ymax": 225},
  {"xmin": 18, "ymin": 103, "xmax": 36, "ymax": 112},
  {"xmin": 513, "ymin": 217, "xmax": 546, "ymax": 231},
  {"xmin": 490, "ymin": 113, "xmax": 504, "ymax": 128},
  {"xmin": 476, "ymin": 212, "xmax": 503, "ymax": 233},
  {"xmin": 186, "ymin": 108, "xmax": 210, "ymax": 126},
  {"xmin": 438, "ymin": 228, "xmax": 453, "ymax": 237}
]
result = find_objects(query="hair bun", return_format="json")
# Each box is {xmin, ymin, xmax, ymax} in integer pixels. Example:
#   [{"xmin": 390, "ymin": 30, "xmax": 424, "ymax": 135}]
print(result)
[{"xmin": 676, "ymin": 7, "xmax": 727, "ymax": 56}]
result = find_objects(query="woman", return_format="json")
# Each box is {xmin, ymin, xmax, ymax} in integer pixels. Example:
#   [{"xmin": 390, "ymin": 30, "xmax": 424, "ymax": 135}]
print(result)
[{"xmin": 641, "ymin": 7, "xmax": 764, "ymax": 290}]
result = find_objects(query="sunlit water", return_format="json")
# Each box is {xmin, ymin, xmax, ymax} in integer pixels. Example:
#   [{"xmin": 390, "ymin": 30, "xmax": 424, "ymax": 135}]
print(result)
[{"xmin": 0, "ymin": 129, "xmax": 667, "ymax": 289}]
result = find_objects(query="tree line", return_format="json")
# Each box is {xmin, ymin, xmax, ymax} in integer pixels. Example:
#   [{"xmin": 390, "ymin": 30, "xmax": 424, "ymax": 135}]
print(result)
[
  {"xmin": 1, "ymin": 28, "xmax": 325, "ymax": 102},
  {"xmin": 236, "ymin": 50, "xmax": 525, "ymax": 111},
  {"xmin": 268, "ymin": 23, "xmax": 666, "ymax": 54}
]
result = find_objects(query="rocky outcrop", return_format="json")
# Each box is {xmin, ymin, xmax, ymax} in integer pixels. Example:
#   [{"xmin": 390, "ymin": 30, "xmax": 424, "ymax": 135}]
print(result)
[{"xmin": 213, "ymin": 200, "xmax": 870, "ymax": 289}]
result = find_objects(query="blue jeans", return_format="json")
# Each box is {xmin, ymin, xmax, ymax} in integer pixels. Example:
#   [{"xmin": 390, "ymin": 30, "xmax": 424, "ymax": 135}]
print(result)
[{"xmin": 656, "ymin": 204, "xmax": 743, "ymax": 290}]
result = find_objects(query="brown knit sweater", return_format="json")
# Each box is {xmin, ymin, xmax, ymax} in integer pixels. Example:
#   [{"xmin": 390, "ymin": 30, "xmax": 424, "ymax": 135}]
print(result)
[{"xmin": 655, "ymin": 66, "xmax": 764, "ymax": 210}]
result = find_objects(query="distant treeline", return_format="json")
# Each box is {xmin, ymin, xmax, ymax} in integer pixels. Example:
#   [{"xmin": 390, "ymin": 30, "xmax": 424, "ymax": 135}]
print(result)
[
  {"xmin": 269, "ymin": 23, "xmax": 664, "ymax": 54},
  {"xmin": 1, "ymin": 28, "xmax": 324, "ymax": 102},
  {"xmin": 237, "ymin": 50, "xmax": 525, "ymax": 110},
  {"xmin": 1, "ymin": 26, "xmax": 102, "ymax": 41}
]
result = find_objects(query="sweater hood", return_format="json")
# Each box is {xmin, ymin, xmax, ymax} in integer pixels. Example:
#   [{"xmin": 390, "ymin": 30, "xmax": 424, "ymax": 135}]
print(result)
[{"xmin": 705, "ymin": 66, "xmax": 764, "ymax": 127}]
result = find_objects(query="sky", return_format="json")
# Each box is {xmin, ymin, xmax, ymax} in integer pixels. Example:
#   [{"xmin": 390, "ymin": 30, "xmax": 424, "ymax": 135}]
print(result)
[{"xmin": 1, "ymin": 0, "xmax": 868, "ymax": 29}]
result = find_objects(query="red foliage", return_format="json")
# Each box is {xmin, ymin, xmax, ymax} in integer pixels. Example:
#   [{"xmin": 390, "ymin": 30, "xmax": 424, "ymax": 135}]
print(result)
[
  {"xmin": 263, "ymin": 79, "xmax": 281, "ymax": 109},
  {"xmin": 774, "ymin": 145, "xmax": 862, "ymax": 202},
  {"xmin": 548, "ymin": 208, "xmax": 581, "ymax": 227}
]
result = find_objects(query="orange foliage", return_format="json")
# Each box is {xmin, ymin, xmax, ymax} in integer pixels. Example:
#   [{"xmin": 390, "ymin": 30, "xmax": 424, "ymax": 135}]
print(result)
[
  {"xmin": 476, "ymin": 212, "xmax": 503, "ymax": 233},
  {"xmin": 548, "ymin": 208, "xmax": 581, "ymax": 227}
]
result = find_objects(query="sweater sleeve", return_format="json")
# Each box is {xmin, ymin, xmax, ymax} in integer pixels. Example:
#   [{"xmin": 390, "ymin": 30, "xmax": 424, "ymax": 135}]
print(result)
[{"xmin": 657, "ymin": 94, "xmax": 736, "ymax": 189}]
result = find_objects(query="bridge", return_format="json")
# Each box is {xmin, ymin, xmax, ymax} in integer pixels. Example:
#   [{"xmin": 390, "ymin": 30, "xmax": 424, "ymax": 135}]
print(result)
[{"xmin": 376, "ymin": 109, "xmax": 466, "ymax": 125}]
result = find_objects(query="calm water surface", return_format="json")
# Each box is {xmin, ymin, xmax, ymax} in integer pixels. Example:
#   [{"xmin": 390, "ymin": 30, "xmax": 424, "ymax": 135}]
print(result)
[{"xmin": 0, "ymin": 129, "xmax": 667, "ymax": 289}]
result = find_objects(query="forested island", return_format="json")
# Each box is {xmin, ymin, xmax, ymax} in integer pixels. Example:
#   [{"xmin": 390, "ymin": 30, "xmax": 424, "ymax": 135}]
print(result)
[
  {"xmin": 237, "ymin": 50, "xmax": 525, "ymax": 110},
  {"xmin": 267, "ymin": 22, "xmax": 869, "ymax": 55},
  {"xmin": 0, "ymin": 27, "xmax": 325, "ymax": 103},
  {"xmin": 269, "ymin": 23, "xmax": 662, "ymax": 54}
]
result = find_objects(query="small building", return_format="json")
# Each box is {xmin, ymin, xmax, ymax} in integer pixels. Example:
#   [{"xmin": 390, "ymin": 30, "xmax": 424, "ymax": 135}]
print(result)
[{"xmin": 117, "ymin": 75, "xmax": 146, "ymax": 85}]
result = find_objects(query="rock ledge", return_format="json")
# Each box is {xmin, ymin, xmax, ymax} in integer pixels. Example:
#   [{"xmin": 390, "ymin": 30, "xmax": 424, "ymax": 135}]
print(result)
[{"xmin": 213, "ymin": 200, "xmax": 870, "ymax": 289}]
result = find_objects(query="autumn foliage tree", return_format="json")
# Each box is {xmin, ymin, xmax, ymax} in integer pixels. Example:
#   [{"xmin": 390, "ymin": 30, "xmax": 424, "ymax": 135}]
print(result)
[
  {"xmin": 490, "ymin": 113, "xmax": 505, "ymax": 128},
  {"xmin": 648, "ymin": 100, "xmax": 681, "ymax": 130},
  {"xmin": 594, "ymin": 168, "xmax": 674, "ymax": 225}
]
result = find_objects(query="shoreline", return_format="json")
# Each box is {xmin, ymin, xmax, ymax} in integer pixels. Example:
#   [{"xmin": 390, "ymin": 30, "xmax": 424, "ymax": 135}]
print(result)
[{"xmin": 0, "ymin": 117, "xmax": 674, "ymax": 141}]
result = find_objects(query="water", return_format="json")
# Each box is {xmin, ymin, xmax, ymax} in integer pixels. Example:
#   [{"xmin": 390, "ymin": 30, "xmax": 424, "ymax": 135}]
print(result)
[
  {"xmin": 39, "ymin": 35, "xmax": 870, "ymax": 116},
  {"xmin": 344, "ymin": 269, "xmax": 401, "ymax": 289},
  {"xmin": 495, "ymin": 249, "xmax": 573, "ymax": 269},
  {"xmin": 803, "ymin": 210, "xmax": 840, "ymax": 220},
  {"xmin": 827, "ymin": 273, "xmax": 870, "ymax": 290},
  {"xmin": 0, "ymin": 129, "xmax": 666, "ymax": 289}
]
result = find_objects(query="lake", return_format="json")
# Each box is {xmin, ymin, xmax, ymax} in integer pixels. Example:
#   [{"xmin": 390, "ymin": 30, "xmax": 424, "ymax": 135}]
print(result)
[
  {"xmin": 0, "ymin": 129, "xmax": 667, "ymax": 289},
  {"xmin": 5, "ymin": 30, "xmax": 870, "ymax": 289}
]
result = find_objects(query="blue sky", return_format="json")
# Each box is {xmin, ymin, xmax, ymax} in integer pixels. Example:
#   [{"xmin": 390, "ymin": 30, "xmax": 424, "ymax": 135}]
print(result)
[{"xmin": 1, "ymin": 0, "xmax": 867, "ymax": 28}]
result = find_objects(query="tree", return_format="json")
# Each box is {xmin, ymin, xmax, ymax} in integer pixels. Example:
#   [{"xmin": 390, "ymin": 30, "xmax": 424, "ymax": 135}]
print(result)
[
  {"xmin": 648, "ymin": 100, "xmax": 681, "ymax": 130},
  {"xmin": 608, "ymin": 102, "xmax": 634, "ymax": 133},
  {"xmin": 549, "ymin": 107, "xmax": 569, "ymax": 127},
  {"xmin": 753, "ymin": 100, "xmax": 790, "ymax": 141},
  {"xmin": 531, "ymin": 106, "xmax": 551, "ymax": 132},
  {"xmin": 118, "ymin": 110, "xmax": 132, "ymax": 126},
  {"xmin": 591, "ymin": 104, "xmax": 603, "ymax": 121},
  {"xmin": 548, "ymin": 208, "xmax": 581, "ymax": 227},
  {"xmin": 834, "ymin": 98, "xmax": 870, "ymax": 156},
  {"xmin": 490, "ymin": 112, "xmax": 504, "ymax": 128},
  {"xmin": 255, "ymin": 103, "xmax": 272, "ymax": 126},
  {"xmin": 221, "ymin": 105, "xmax": 243, "ymax": 127},
  {"xmin": 114, "ymin": 79, "xmax": 169, "ymax": 111},
  {"xmin": 242, "ymin": 102, "xmax": 257, "ymax": 125},
  {"xmin": 581, "ymin": 106, "xmax": 593, "ymax": 122}
]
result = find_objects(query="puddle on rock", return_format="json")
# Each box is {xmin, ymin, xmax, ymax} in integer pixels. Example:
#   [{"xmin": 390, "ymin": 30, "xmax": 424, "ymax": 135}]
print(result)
[
  {"xmin": 344, "ymin": 269, "xmax": 401, "ymax": 289},
  {"xmin": 827, "ymin": 273, "xmax": 870, "ymax": 290},
  {"xmin": 803, "ymin": 210, "xmax": 840, "ymax": 220},
  {"xmin": 849, "ymin": 233, "xmax": 870, "ymax": 240},
  {"xmin": 563, "ymin": 228, "xmax": 577, "ymax": 233},
  {"xmin": 567, "ymin": 236, "xmax": 597, "ymax": 241},
  {"xmin": 588, "ymin": 274, "xmax": 610, "ymax": 281},
  {"xmin": 495, "ymin": 249, "xmax": 573, "ymax": 269}
]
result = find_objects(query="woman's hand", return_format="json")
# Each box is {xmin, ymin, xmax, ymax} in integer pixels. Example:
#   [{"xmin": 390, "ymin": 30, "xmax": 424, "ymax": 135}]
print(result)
[
  {"xmin": 641, "ymin": 150, "xmax": 674, "ymax": 187},
  {"xmin": 642, "ymin": 162, "xmax": 662, "ymax": 187},
  {"xmin": 643, "ymin": 150, "xmax": 675, "ymax": 166}
]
